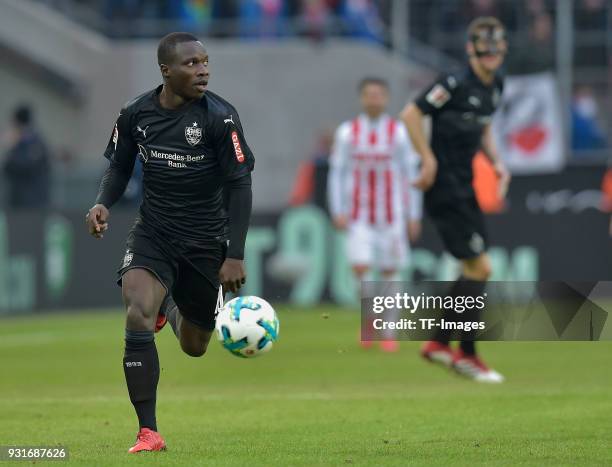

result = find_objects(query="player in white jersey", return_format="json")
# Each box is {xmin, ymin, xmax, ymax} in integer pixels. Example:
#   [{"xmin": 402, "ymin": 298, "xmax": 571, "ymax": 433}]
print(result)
[{"xmin": 328, "ymin": 77, "xmax": 422, "ymax": 351}]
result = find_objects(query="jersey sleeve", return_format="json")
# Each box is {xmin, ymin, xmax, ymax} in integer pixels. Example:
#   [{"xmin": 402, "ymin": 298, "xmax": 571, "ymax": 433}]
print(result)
[
  {"xmin": 103, "ymin": 109, "xmax": 137, "ymax": 171},
  {"xmin": 213, "ymin": 109, "xmax": 255, "ymax": 181},
  {"xmin": 327, "ymin": 122, "xmax": 352, "ymax": 218},
  {"xmin": 395, "ymin": 123, "xmax": 423, "ymax": 221},
  {"xmin": 414, "ymin": 74, "xmax": 457, "ymax": 116}
]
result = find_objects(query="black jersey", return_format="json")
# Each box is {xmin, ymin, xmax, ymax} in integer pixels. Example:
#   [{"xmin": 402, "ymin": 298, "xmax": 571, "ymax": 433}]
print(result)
[
  {"xmin": 415, "ymin": 67, "xmax": 503, "ymax": 202},
  {"xmin": 103, "ymin": 85, "xmax": 254, "ymax": 244}
]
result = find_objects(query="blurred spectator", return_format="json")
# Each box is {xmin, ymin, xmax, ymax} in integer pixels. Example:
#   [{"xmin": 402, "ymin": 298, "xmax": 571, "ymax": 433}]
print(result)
[
  {"xmin": 39, "ymin": 0, "xmax": 391, "ymax": 41},
  {"xmin": 507, "ymin": 12, "xmax": 555, "ymax": 74},
  {"xmin": 571, "ymin": 85, "xmax": 607, "ymax": 152},
  {"xmin": 574, "ymin": 0, "xmax": 608, "ymax": 70},
  {"xmin": 289, "ymin": 127, "xmax": 333, "ymax": 212},
  {"xmin": 239, "ymin": 0, "xmax": 287, "ymax": 39},
  {"xmin": 210, "ymin": 0, "xmax": 240, "ymax": 37},
  {"xmin": 409, "ymin": 1, "xmax": 434, "ymax": 44},
  {"xmin": 340, "ymin": 0, "xmax": 384, "ymax": 43},
  {"xmin": 168, "ymin": 0, "xmax": 213, "ymax": 32},
  {"xmin": 301, "ymin": 0, "xmax": 331, "ymax": 41},
  {"xmin": 524, "ymin": 0, "xmax": 549, "ymax": 16},
  {"xmin": 2, "ymin": 105, "xmax": 51, "ymax": 209},
  {"xmin": 436, "ymin": 0, "xmax": 516, "ymax": 59},
  {"xmin": 467, "ymin": 0, "xmax": 499, "ymax": 17}
]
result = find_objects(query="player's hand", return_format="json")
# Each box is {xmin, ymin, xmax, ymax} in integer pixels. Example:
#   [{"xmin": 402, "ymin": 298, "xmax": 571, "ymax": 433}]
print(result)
[
  {"xmin": 219, "ymin": 258, "xmax": 246, "ymax": 294},
  {"xmin": 407, "ymin": 220, "xmax": 422, "ymax": 244},
  {"xmin": 413, "ymin": 155, "xmax": 437, "ymax": 191},
  {"xmin": 494, "ymin": 161, "xmax": 511, "ymax": 199},
  {"xmin": 86, "ymin": 204, "xmax": 109, "ymax": 239},
  {"xmin": 332, "ymin": 215, "xmax": 348, "ymax": 230}
]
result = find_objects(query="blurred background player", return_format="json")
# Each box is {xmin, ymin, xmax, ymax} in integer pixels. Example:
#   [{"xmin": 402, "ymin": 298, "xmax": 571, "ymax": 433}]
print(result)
[
  {"xmin": 328, "ymin": 77, "xmax": 422, "ymax": 352},
  {"xmin": 401, "ymin": 17, "xmax": 510, "ymax": 382}
]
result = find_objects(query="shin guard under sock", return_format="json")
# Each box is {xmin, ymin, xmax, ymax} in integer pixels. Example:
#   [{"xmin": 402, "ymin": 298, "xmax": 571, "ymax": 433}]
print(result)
[{"xmin": 123, "ymin": 329, "xmax": 159, "ymax": 431}]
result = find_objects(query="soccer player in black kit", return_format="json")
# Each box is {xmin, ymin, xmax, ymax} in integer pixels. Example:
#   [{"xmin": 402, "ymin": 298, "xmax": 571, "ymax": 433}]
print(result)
[
  {"xmin": 85, "ymin": 32, "xmax": 254, "ymax": 452},
  {"xmin": 401, "ymin": 17, "xmax": 510, "ymax": 383}
]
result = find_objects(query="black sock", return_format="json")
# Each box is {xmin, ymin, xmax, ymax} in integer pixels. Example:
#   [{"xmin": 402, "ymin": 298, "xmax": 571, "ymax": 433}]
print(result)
[
  {"xmin": 460, "ymin": 340, "xmax": 476, "ymax": 355},
  {"xmin": 123, "ymin": 330, "xmax": 159, "ymax": 431},
  {"xmin": 432, "ymin": 278, "xmax": 466, "ymax": 345},
  {"xmin": 458, "ymin": 279, "xmax": 486, "ymax": 356}
]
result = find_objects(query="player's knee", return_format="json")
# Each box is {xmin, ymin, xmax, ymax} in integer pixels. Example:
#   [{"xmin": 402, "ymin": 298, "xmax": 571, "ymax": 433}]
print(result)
[
  {"xmin": 482, "ymin": 267, "xmax": 492, "ymax": 280},
  {"xmin": 466, "ymin": 260, "xmax": 491, "ymax": 281},
  {"xmin": 476, "ymin": 259, "xmax": 492, "ymax": 280},
  {"xmin": 123, "ymin": 291, "xmax": 157, "ymax": 329},
  {"xmin": 463, "ymin": 255, "xmax": 491, "ymax": 281},
  {"xmin": 125, "ymin": 303, "xmax": 155, "ymax": 329},
  {"xmin": 180, "ymin": 340, "xmax": 207, "ymax": 358}
]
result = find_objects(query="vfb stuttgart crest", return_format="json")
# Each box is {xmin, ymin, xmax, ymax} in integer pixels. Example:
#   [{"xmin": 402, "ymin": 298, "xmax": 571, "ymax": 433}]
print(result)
[{"xmin": 185, "ymin": 121, "xmax": 202, "ymax": 146}]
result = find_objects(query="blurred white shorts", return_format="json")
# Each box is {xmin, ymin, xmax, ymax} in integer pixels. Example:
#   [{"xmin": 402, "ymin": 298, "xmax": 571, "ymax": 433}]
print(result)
[{"xmin": 346, "ymin": 222, "xmax": 408, "ymax": 271}]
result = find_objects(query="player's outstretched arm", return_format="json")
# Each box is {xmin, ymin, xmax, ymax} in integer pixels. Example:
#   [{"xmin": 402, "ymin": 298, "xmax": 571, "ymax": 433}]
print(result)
[
  {"xmin": 481, "ymin": 124, "xmax": 511, "ymax": 198},
  {"xmin": 220, "ymin": 173, "xmax": 252, "ymax": 293},
  {"xmin": 86, "ymin": 161, "xmax": 133, "ymax": 239},
  {"xmin": 400, "ymin": 103, "xmax": 437, "ymax": 191},
  {"xmin": 86, "ymin": 110, "xmax": 137, "ymax": 239}
]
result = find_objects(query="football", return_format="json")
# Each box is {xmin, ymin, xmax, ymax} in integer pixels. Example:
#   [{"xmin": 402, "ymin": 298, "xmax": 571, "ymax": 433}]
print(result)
[{"xmin": 215, "ymin": 296, "xmax": 280, "ymax": 358}]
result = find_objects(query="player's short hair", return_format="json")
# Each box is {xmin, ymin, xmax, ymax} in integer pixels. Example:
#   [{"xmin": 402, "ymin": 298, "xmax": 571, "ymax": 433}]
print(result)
[
  {"xmin": 157, "ymin": 32, "xmax": 201, "ymax": 65},
  {"xmin": 467, "ymin": 16, "xmax": 505, "ymax": 41},
  {"xmin": 358, "ymin": 77, "xmax": 389, "ymax": 93}
]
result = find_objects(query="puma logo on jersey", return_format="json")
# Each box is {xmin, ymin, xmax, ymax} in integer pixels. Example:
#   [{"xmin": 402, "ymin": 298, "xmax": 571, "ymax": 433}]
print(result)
[
  {"xmin": 136, "ymin": 125, "xmax": 149, "ymax": 138},
  {"xmin": 224, "ymin": 115, "xmax": 235, "ymax": 125}
]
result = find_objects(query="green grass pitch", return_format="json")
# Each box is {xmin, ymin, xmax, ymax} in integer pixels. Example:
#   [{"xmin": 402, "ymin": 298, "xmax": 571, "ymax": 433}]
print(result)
[{"xmin": 0, "ymin": 307, "xmax": 611, "ymax": 466}]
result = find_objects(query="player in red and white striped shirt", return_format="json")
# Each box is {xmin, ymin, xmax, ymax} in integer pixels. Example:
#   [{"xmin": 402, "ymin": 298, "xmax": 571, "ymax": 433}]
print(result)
[{"xmin": 328, "ymin": 78, "xmax": 422, "ymax": 351}]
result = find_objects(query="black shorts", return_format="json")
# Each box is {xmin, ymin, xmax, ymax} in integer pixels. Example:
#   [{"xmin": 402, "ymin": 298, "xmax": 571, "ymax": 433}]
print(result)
[
  {"xmin": 117, "ymin": 224, "xmax": 226, "ymax": 331},
  {"xmin": 425, "ymin": 195, "xmax": 488, "ymax": 260}
]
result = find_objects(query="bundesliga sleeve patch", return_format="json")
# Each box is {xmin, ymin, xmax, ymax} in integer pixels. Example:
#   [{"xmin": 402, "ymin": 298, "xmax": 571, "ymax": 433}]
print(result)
[
  {"xmin": 425, "ymin": 84, "xmax": 451, "ymax": 108},
  {"xmin": 231, "ymin": 131, "xmax": 245, "ymax": 163}
]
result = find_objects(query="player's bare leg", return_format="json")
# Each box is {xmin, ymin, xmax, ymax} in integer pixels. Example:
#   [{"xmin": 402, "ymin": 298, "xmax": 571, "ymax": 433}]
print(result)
[
  {"xmin": 379, "ymin": 269, "xmax": 401, "ymax": 352},
  {"xmin": 461, "ymin": 253, "xmax": 492, "ymax": 282},
  {"xmin": 162, "ymin": 299, "xmax": 215, "ymax": 356},
  {"xmin": 353, "ymin": 264, "xmax": 375, "ymax": 349},
  {"xmin": 121, "ymin": 268, "xmax": 167, "ymax": 453},
  {"xmin": 175, "ymin": 316, "xmax": 214, "ymax": 357}
]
